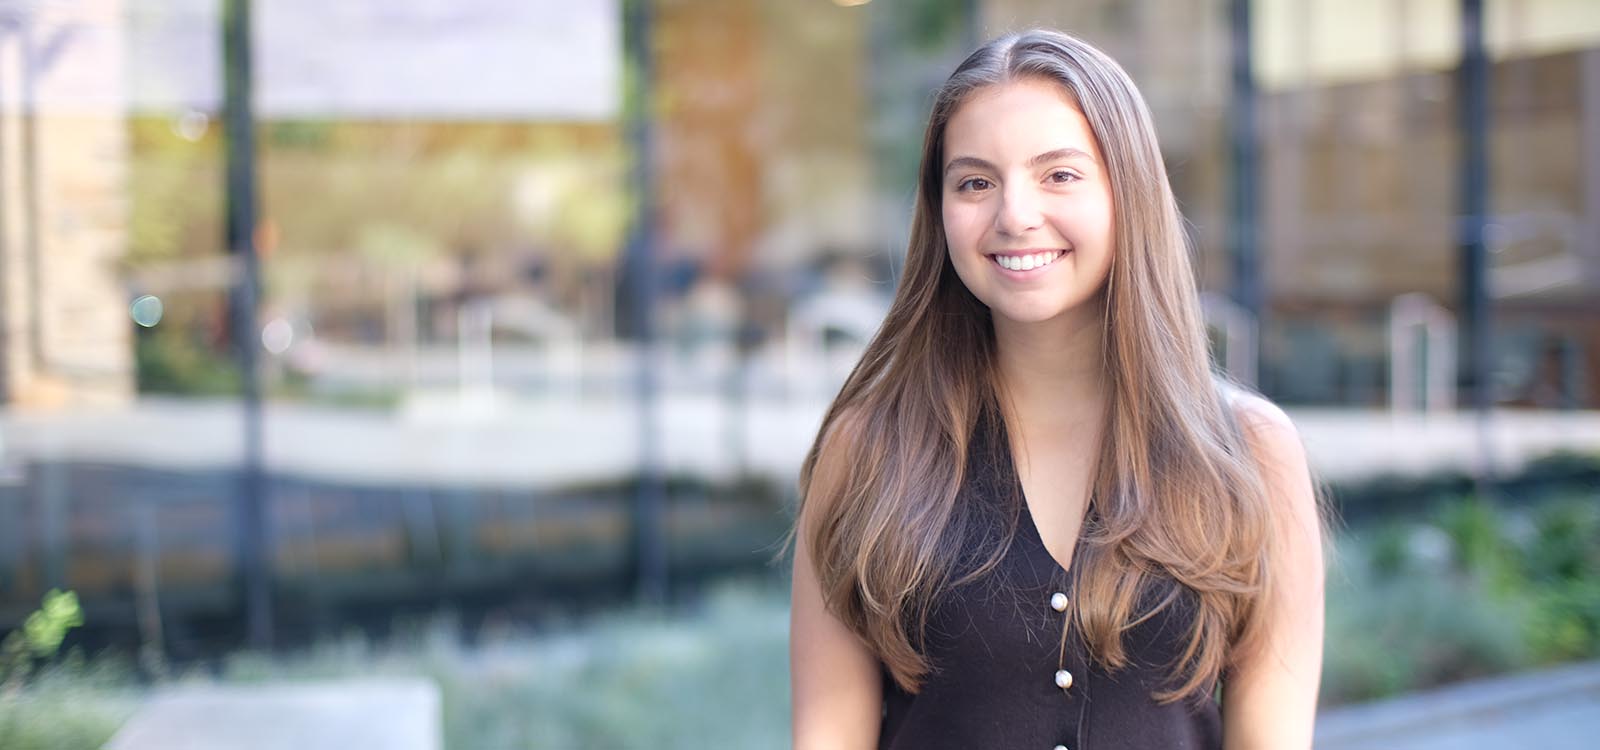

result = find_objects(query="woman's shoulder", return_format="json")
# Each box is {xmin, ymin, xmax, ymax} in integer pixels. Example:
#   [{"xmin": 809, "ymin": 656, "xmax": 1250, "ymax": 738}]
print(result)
[
  {"xmin": 1216, "ymin": 380, "xmax": 1300, "ymax": 456},
  {"xmin": 1214, "ymin": 381, "xmax": 1322, "ymax": 541}
]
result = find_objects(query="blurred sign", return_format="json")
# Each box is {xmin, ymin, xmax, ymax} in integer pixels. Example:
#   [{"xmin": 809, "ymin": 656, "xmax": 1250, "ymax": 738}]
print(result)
[
  {"xmin": 0, "ymin": 0, "xmax": 125, "ymax": 114},
  {"xmin": 125, "ymin": 0, "xmax": 620, "ymax": 119}
]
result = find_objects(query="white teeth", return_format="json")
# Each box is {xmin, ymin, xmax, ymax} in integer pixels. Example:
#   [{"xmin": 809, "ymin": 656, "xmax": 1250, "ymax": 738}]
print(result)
[{"xmin": 994, "ymin": 250, "xmax": 1063, "ymax": 272}]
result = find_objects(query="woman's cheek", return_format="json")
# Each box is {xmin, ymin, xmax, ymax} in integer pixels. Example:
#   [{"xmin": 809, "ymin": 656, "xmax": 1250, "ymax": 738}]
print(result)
[{"xmin": 944, "ymin": 206, "xmax": 986, "ymax": 253}]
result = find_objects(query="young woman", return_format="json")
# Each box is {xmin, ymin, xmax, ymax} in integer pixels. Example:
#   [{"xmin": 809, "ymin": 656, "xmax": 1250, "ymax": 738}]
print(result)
[{"xmin": 787, "ymin": 29, "xmax": 1326, "ymax": 749}]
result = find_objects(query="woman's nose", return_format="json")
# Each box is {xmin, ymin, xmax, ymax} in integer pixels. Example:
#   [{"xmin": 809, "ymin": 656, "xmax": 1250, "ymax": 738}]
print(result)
[{"xmin": 994, "ymin": 183, "xmax": 1044, "ymax": 236}]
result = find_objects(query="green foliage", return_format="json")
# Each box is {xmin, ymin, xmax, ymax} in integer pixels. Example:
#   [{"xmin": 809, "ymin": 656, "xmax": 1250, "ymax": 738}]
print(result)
[
  {"xmin": 134, "ymin": 325, "xmax": 241, "ymax": 396},
  {"xmin": 1328, "ymin": 490, "xmax": 1600, "ymax": 705},
  {"xmin": 1525, "ymin": 579, "xmax": 1600, "ymax": 663},
  {"xmin": 1322, "ymin": 567, "xmax": 1528, "ymax": 704},
  {"xmin": 1524, "ymin": 497, "xmax": 1600, "ymax": 583},
  {"xmin": 0, "ymin": 653, "xmax": 137, "ymax": 750},
  {"xmin": 22, "ymin": 590, "xmax": 84, "ymax": 658},
  {"xmin": 1520, "ymin": 499, "xmax": 1600, "ymax": 662},
  {"xmin": 2, "ymin": 590, "xmax": 86, "ymax": 688},
  {"xmin": 0, "ymin": 694, "xmax": 128, "ymax": 750},
  {"xmin": 1434, "ymin": 497, "xmax": 1522, "ymax": 593},
  {"xmin": 1364, "ymin": 523, "xmax": 1411, "ymax": 580}
]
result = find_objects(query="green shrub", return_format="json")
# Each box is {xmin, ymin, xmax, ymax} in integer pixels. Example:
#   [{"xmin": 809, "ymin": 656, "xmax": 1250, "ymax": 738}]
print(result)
[
  {"xmin": 1434, "ymin": 497, "xmax": 1523, "ymax": 594},
  {"xmin": 1525, "ymin": 578, "xmax": 1600, "ymax": 663},
  {"xmin": 2, "ymin": 590, "xmax": 86, "ymax": 688},
  {"xmin": 1322, "ymin": 545, "xmax": 1530, "ymax": 705},
  {"xmin": 135, "ymin": 326, "xmax": 240, "ymax": 396},
  {"xmin": 1324, "ymin": 488, "xmax": 1600, "ymax": 706},
  {"xmin": 1364, "ymin": 523, "xmax": 1411, "ymax": 580},
  {"xmin": 1523, "ymin": 498, "xmax": 1600, "ymax": 583}
]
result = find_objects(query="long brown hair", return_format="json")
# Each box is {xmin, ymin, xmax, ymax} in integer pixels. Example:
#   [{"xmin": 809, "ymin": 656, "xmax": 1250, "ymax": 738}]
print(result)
[{"xmin": 785, "ymin": 28, "xmax": 1294, "ymax": 704}]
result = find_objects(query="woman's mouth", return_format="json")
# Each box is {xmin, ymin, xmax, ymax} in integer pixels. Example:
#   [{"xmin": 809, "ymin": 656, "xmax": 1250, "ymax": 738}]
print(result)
[{"xmin": 989, "ymin": 249, "xmax": 1067, "ymax": 273}]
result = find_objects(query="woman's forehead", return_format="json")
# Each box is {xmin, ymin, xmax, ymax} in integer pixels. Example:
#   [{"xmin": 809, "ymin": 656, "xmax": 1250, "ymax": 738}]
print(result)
[{"xmin": 943, "ymin": 79, "xmax": 1099, "ymax": 165}]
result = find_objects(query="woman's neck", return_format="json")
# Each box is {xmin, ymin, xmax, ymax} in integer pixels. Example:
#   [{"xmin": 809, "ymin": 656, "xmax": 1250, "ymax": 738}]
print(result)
[{"xmin": 992, "ymin": 297, "xmax": 1109, "ymax": 436}]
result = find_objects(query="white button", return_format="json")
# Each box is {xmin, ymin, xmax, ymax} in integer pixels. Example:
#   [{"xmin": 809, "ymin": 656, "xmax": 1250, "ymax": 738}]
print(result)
[
  {"xmin": 1054, "ymin": 745, "xmax": 1069, "ymax": 750},
  {"xmin": 1055, "ymin": 669, "xmax": 1074, "ymax": 689},
  {"xmin": 1050, "ymin": 592, "xmax": 1068, "ymax": 612}
]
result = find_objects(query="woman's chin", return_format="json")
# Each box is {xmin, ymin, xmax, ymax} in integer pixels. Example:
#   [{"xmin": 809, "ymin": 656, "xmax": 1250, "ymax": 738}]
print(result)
[
  {"xmin": 988, "ymin": 304, "xmax": 1070, "ymax": 327},
  {"xmin": 985, "ymin": 295, "xmax": 1102, "ymax": 329}
]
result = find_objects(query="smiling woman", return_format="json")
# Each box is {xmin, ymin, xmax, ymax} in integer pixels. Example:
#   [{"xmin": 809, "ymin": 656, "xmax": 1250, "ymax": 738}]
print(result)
[{"xmin": 786, "ymin": 28, "xmax": 1327, "ymax": 750}]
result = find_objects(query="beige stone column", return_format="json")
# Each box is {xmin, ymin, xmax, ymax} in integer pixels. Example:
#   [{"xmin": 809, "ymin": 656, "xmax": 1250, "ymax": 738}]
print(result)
[{"xmin": 0, "ymin": 0, "xmax": 132, "ymax": 408}]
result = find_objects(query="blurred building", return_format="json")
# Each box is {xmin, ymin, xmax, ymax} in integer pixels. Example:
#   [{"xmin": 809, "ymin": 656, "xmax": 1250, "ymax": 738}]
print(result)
[{"xmin": 3, "ymin": 0, "xmax": 1598, "ymax": 411}]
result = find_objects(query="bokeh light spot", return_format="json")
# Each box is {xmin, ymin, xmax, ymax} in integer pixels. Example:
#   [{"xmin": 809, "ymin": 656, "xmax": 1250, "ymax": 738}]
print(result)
[
  {"xmin": 130, "ymin": 295, "xmax": 164, "ymax": 327},
  {"xmin": 261, "ymin": 318, "xmax": 294, "ymax": 354},
  {"xmin": 175, "ymin": 109, "xmax": 209, "ymax": 142}
]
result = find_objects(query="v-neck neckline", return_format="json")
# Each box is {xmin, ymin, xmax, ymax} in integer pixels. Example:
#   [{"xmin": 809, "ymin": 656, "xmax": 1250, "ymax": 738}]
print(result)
[
  {"xmin": 993, "ymin": 413, "xmax": 1088, "ymax": 579},
  {"xmin": 1016, "ymin": 490, "xmax": 1084, "ymax": 579}
]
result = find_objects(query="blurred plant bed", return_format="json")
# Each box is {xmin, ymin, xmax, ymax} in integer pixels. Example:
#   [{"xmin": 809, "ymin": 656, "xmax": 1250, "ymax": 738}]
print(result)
[
  {"xmin": 0, "ymin": 591, "xmax": 139, "ymax": 750},
  {"xmin": 7, "ymin": 463, "xmax": 1595, "ymax": 747},
  {"xmin": 5, "ymin": 578, "xmax": 794, "ymax": 750},
  {"xmin": 1322, "ymin": 490, "xmax": 1600, "ymax": 705},
  {"xmin": 0, "ymin": 659, "xmax": 140, "ymax": 750}
]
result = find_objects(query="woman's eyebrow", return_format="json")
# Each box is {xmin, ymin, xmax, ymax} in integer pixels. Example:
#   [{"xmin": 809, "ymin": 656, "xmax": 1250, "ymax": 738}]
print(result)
[{"xmin": 943, "ymin": 147, "xmax": 1097, "ymax": 177}]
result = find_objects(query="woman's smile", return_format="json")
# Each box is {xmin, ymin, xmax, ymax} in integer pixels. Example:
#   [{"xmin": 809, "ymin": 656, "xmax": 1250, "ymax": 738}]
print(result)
[{"xmin": 988, "ymin": 248, "xmax": 1069, "ymax": 275}]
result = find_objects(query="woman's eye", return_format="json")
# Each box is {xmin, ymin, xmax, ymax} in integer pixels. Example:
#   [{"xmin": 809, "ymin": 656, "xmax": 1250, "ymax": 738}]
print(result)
[
  {"xmin": 957, "ymin": 177, "xmax": 992, "ymax": 192},
  {"xmin": 1049, "ymin": 170, "xmax": 1080, "ymax": 184}
]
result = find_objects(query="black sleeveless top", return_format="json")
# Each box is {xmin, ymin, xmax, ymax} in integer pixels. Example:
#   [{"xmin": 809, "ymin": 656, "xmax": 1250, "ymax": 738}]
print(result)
[{"xmin": 878, "ymin": 412, "xmax": 1223, "ymax": 750}]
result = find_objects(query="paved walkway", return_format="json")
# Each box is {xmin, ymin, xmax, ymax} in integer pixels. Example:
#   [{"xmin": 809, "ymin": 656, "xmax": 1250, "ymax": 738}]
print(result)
[
  {"xmin": 4, "ymin": 395, "xmax": 1598, "ymax": 490},
  {"xmin": 104, "ymin": 678, "xmax": 440, "ymax": 750},
  {"xmin": 1316, "ymin": 660, "xmax": 1600, "ymax": 749}
]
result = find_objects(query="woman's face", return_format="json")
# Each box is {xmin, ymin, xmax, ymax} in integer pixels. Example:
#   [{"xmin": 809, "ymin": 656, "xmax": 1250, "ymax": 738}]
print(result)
[{"xmin": 940, "ymin": 77, "xmax": 1115, "ymax": 327}]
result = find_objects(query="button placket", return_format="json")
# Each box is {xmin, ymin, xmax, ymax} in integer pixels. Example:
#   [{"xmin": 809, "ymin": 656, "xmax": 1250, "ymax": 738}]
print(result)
[
  {"xmin": 1048, "ymin": 591, "xmax": 1073, "ymax": 692},
  {"xmin": 1048, "ymin": 590, "xmax": 1075, "ymax": 749}
]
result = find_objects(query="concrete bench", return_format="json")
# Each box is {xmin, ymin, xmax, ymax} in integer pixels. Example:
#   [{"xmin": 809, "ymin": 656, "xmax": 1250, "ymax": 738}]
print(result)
[{"xmin": 104, "ymin": 678, "xmax": 440, "ymax": 750}]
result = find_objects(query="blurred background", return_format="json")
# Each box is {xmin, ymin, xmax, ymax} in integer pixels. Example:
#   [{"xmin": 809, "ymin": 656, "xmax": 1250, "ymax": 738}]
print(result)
[{"xmin": 0, "ymin": 0, "xmax": 1597, "ymax": 748}]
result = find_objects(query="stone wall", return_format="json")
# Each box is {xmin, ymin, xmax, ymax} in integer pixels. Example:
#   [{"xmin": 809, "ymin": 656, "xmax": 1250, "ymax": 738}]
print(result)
[{"xmin": 0, "ymin": 0, "xmax": 132, "ymax": 408}]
